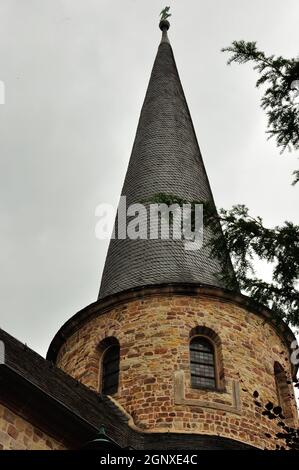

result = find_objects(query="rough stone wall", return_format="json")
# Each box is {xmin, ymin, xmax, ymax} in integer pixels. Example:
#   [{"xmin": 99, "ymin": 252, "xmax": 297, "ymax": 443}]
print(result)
[
  {"xmin": 0, "ymin": 403, "xmax": 65, "ymax": 450},
  {"xmin": 56, "ymin": 294, "xmax": 298, "ymax": 449}
]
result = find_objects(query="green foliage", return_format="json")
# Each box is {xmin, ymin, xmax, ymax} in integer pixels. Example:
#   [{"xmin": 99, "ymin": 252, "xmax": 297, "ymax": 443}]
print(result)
[
  {"xmin": 213, "ymin": 205, "xmax": 299, "ymax": 327},
  {"xmin": 292, "ymin": 170, "xmax": 299, "ymax": 186},
  {"xmin": 251, "ymin": 390, "xmax": 299, "ymax": 449},
  {"xmin": 222, "ymin": 40, "xmax": 299, "ymax": 184},
  {"xmin": 150, "ymin": 192, "xmax": 185, "ymax": 206},
  {"xmin": 150, "ymin": 194, "xmax": 299, "ymax": 328}
]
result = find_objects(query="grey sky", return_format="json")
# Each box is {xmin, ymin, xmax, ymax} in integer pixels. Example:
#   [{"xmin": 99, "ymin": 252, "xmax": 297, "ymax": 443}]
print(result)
[{"xmin": 0, "ymin": 0, "xmax": 298, "ymax": 357}]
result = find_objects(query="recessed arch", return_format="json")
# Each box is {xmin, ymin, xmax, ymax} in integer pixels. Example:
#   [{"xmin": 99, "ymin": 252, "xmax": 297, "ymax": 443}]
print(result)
[
  {"xmin": 98, "ymin": 337, "xmax": 120, "ymax": 396},
  {"xmin": 274, "ymin": 361, "xmax": 294, "ymax": 421},
  {"xmin": 189, "ymin": 325, "xmax": 222, "ymax": 347},
  {"xmin": 189, "ymin": 326, "xmax": 224, "ymax": 391}
]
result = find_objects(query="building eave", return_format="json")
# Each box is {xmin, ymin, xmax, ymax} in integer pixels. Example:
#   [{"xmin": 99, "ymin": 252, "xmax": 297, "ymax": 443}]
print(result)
[{"xmin": 0, "ymin": 364, "xmax": 98, "ymax": 448}]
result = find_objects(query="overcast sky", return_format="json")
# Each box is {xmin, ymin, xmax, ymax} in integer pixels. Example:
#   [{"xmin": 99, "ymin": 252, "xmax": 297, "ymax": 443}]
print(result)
[{"xmin": 0, "ymin": 0, "xmax": 298, "ymax": 357}]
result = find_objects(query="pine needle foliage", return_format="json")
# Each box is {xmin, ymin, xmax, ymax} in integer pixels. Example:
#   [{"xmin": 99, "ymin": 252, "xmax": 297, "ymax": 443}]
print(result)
[
  {"xmin": 213, "ymin": 205, "xmax": 299, "ymax": 327},
  {"xmin": 150, "ymin": 194, "xmax": 299, "ymax": 327},
  {"xmin": 222, "ymin": 41, "xmax": 299, "ymax": 184}
]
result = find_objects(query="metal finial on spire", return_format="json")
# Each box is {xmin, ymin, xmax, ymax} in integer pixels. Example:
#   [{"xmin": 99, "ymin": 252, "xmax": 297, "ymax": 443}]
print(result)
[
  {"xmin": 159, "ymin": 6, "xmax": 171, "ymax": 32},
  {"xmin": 160, "ymin": 6, "xmax": 171, "ymax": 21}
]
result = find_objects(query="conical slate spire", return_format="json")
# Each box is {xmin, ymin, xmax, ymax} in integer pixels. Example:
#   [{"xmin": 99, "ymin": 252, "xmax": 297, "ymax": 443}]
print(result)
[{"xmin": 98, "ymin": 21, "xmax": 236, "ymax": 299}]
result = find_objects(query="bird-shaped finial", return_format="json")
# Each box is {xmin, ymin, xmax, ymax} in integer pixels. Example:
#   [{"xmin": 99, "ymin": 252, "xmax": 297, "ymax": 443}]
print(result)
[
  {"xmin": 159, "ymin": 6, "xmax": 171, "ymax": 32},
  {"xmin": 160, "ymin": 6, "xmax": 171, "ymax": 21}
]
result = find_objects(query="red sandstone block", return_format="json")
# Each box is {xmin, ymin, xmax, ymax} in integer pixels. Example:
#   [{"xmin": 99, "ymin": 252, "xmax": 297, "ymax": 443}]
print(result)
[
  {"xmin": 154, "ymin": 348, "xmax": 168, "ymax": 354},
  {"xmin": 144, "ymin": 378, "xmax": 156, "ymax": 384},
  {"xmin": 7, "ymin": 424, "xmax": 18, "ymax": 440}
]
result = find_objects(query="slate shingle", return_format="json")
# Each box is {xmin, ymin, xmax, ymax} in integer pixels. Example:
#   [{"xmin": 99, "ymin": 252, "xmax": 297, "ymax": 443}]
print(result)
[{"xmin": 99, "ymin": 26, "xmax": 236, "ymax": 299}]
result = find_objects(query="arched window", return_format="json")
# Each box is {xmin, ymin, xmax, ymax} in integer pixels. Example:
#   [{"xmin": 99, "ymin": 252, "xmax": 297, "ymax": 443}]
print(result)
[
  {"xmin": 274, "ymin": 362, "xmax": 293, "ymax": 420},
  {"xmin": 101, "ymin": 343, "xmax": 120, "ymax": 395},
  {"xmin": 190, "ymin": 336, "xmax": 216, "ymax": 389}
]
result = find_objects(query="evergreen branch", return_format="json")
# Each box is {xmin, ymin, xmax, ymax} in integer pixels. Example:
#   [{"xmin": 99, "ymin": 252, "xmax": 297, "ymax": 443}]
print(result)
[
  {"xmin": 147, "ymin": 195, "xmax": 299, "ymax": 327},
  {"xmin": 222, "ymin": 40, "xmax": 299, "ymax": 180}
]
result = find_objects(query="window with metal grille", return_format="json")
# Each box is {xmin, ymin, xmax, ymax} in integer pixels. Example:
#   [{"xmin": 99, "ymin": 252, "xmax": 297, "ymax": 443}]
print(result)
[
  {"xmin": 101, "ymin": 345, "xmax": 120, "ymax": 395},
  {"xmin": 190, "ymin": 336, "xmax": 216, "ymax": 389}
]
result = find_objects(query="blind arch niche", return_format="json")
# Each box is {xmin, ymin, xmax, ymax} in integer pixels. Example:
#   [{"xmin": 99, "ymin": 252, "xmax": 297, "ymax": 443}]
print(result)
[{"xmin": 98, "ymin": 337, "xmax": 120, "ymax": 395}]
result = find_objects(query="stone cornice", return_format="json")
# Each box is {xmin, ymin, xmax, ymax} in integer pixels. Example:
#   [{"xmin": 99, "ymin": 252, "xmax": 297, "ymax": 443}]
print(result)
[{"xmin": 47, "ymin": 283, "xmax": 298, "ymax": 380}]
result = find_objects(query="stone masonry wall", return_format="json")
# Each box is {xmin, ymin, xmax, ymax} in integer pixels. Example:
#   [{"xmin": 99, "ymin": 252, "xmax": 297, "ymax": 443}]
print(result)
[
  {"xmin": 0, "ymin": 402, "xmax": 65, "ymax": 450},
  {"xmin": 56, "ymin": 293, "xmax": 298, "ymax": 449}
]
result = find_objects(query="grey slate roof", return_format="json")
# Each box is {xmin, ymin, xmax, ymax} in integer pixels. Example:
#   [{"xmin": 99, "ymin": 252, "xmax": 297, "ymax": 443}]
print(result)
[
  {"xmin": 98, "ymin": 23, "xmax": 236, "ymax": 299},
  {"xmin": 0, "ymin": 327, "xmax": 130, "ymax": 447}
]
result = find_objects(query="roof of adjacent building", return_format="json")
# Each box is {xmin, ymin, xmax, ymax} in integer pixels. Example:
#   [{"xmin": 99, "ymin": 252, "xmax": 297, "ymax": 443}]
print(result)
[
  {"xmin": 98, "ymin": 21, "xmax": 237, "ymax": 300},
  {"xmin": 0, "ymin": 326, "xmax": 256, "ymax": 449},
  {"xmin": 0, "ymin": 328, "xmax": 129, "ymax": 448}
]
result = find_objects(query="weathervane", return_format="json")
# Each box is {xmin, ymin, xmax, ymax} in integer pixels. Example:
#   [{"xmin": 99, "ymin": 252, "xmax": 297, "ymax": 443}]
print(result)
[{"xmin": 160, "ymin": 6, "xmax": 171, "ymax": 21}]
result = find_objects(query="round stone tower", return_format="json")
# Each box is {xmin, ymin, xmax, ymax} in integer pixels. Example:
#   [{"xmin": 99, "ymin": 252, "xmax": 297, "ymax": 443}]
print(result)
[{"xmin": 47, "ymin": 19, "xmax": 298, "ymax": 450}]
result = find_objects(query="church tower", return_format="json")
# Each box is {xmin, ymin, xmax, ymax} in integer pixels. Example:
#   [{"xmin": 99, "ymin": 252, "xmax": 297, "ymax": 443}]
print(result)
[{"xmin": 47, "ymin": 18, "xmax": 298, "ymax": 450}]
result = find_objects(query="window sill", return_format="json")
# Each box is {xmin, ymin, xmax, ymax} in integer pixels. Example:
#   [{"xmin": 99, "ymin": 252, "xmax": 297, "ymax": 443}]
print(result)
[{"xmin": 191, "ymin": 384, "xmax": 226, "ymax": 394}]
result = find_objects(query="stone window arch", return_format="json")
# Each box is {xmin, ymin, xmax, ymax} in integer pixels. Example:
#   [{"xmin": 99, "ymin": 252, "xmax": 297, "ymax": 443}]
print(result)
[
  {"xmin": 98, "ymin": 337, "xmax": 120, "ymax": 395},
  {"xmin": 274, "ymin": 361, "xmax": 294, "ymax": 420},
  {"xmin": 189, "ymin": 326, "xmax": 224, "ymax": 391}
]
